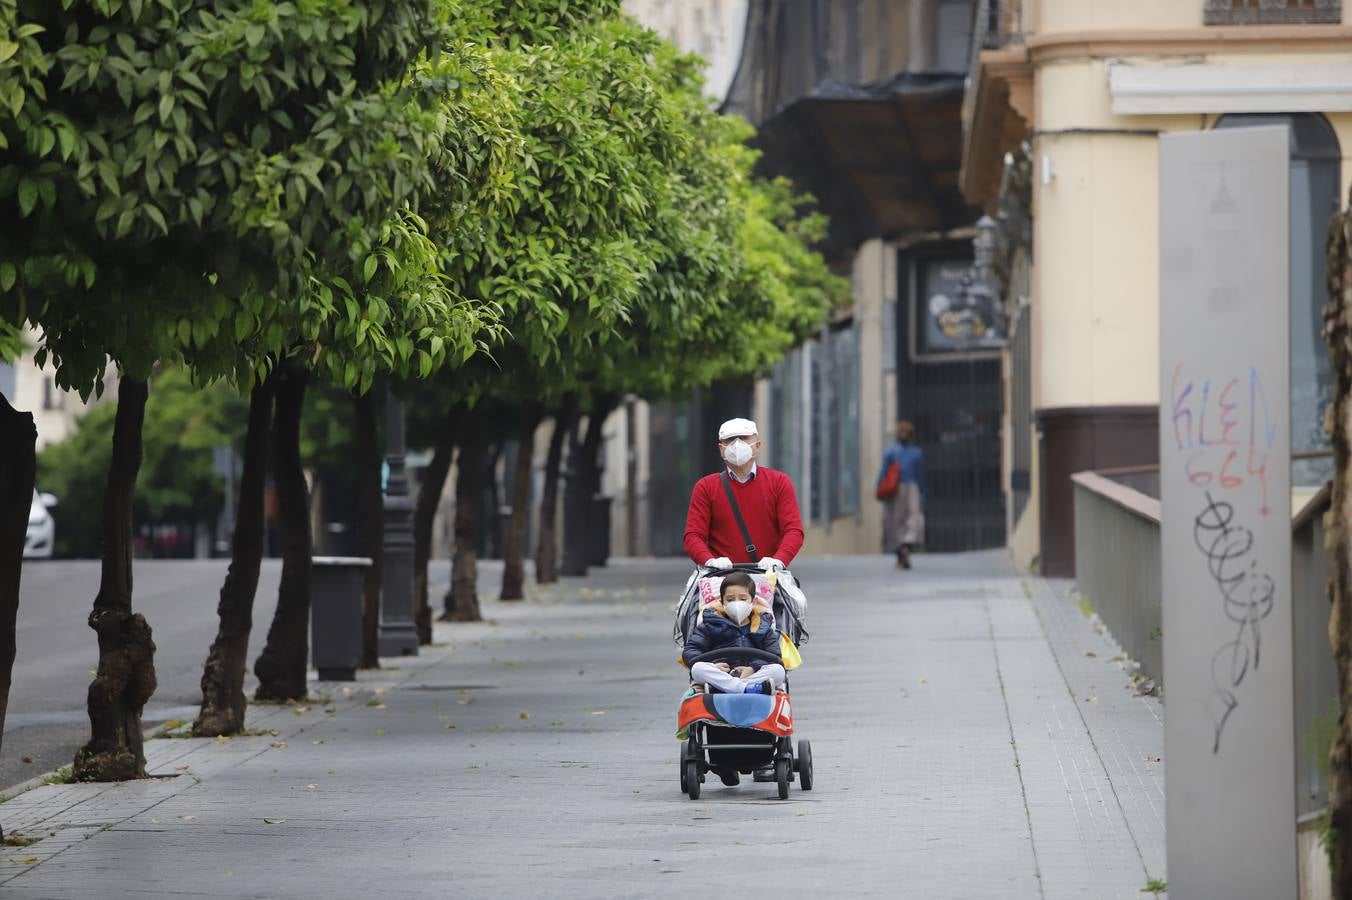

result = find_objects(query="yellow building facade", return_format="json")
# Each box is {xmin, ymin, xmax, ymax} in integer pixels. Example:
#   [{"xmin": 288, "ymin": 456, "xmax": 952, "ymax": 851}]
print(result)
[{"xmin": 964, "ymin": 0, "xmax": 1352, "ymax": 575}]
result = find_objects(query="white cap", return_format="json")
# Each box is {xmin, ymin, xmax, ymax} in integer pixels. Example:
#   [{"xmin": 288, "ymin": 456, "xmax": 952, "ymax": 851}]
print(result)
[{"xmin": 718, "ymin": 418, "xmax": 758, "ymax": 441}]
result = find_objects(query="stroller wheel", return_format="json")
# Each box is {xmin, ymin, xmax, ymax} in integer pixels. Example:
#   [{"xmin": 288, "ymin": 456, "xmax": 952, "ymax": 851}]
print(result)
[
  {"xmin": 796, "ymin": 740, "xmax": 814, "ymax": 791},
  {"xmin": 685, "ymin": 760, "xmax": 701, "ymax": 800},
  {"xmin": 775, "ymin": 757, "xmax": 791, "ymax": 800}
]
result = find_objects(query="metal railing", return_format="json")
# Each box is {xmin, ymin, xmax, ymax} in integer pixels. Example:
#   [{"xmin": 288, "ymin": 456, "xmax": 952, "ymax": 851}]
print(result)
[
  {"xmin": 1071, "ymin": 471, "xmax": 1163, "ymax": 682},
  {"xmin": 1072, "ymin": 460, "xmax": 1336, "ymax": 816}
]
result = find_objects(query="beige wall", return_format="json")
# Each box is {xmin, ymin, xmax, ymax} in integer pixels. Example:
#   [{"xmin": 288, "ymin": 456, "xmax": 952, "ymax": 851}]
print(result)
[
  {"xmin": 1032, "ymin": 51, "xmax": 1352, "ymax": 412},
  {"xmin": 4, "ymin": 328, "xmax": 116, "ymax": 452},
  {"xmin": 622, "ymin": 0, "xmax": 748, "ymax": 102}
]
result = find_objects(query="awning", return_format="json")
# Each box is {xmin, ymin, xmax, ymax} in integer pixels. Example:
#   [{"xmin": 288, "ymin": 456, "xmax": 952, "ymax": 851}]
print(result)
[{"xmin": 721, "ymin": 0, "xmax": 976, "ymax": 260}]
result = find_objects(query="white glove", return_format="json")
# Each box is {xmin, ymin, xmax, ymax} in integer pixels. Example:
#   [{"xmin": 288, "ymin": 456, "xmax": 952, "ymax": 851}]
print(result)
[
  {"xmin": 703, "ymin": 557, "xmax": 733, "ymax": 570},
  {"xmin": 759, "ymin": 557, "xmax": 785, "ymax": 572}
]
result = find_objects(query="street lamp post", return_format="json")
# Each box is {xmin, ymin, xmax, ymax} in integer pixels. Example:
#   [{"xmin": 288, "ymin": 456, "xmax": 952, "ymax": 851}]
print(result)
[{"xmin": 378, "ymin": 384, "xmax": 418, "ymax": 657}]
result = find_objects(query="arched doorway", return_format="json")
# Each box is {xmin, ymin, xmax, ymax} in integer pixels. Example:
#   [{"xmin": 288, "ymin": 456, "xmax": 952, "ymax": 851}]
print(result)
[{"xmin": 1215, "ymin": 113, "xmax": 1341, "ymax": 486}]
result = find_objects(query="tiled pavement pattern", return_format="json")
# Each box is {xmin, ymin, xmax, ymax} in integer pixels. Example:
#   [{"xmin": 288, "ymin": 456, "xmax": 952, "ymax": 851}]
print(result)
[{"xmin": 0, "ymin": 553, "xmax": 1166, "ymax": 899}]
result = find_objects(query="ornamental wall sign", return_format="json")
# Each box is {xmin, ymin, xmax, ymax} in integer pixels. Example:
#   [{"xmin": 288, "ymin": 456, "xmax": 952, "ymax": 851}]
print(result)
[{"xmin": 1203, "ymin": 0, "xmax": 1341, "ymax": 26}]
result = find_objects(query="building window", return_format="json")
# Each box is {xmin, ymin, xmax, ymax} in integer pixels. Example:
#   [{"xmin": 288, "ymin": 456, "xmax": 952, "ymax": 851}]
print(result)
[
  {"xmin": 42, "ymin": 376, "xmax": 63, "ymax": 411},
  {"xmin": 1204, "ymin": 0, "xmax": 1341, "ymax": 25},
  {"xmin": 809, "ymin": 339, "xmax": 826, "ymax": 523},
  {"xmin": 834, "ymin": 323, "xmax": 860, "ymax": 519},
  {"xmin": 1215, "ymin": 113, "xmax": 1340, "ymax": 487},
  {"xmin": 770, "ymin": 348, "xmax": 804, "ymax": 504}
]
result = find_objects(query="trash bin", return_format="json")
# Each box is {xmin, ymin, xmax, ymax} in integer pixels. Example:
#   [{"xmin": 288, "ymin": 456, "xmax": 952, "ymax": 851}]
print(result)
[
  {"xmin": 310, "ymin": 556, "xmax": 372, "ymax": 681},
  {"xmin": 587, "ymin": 495, "xmax": 612, "ymax": 567}
]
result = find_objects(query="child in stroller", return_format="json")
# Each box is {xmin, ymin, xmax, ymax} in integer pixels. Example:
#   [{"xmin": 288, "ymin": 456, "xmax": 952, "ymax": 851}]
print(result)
[
  {"xmin": 682, "ymin": 572, "xmax": 785, "ymax": 695},
  {"xmin": 676, "ymin": 565, "xmax": 813, "ymax": 799}
]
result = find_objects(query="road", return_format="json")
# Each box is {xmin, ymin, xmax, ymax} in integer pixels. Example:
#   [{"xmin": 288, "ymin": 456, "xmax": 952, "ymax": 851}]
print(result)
[{"xmin": 3, "ymin": 559, "xmax": 449, "ymax": 788}]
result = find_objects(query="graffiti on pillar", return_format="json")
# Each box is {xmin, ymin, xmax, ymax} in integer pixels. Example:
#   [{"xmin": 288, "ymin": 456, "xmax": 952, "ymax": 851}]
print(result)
[
  {"xmin": 1168, "ymin": 362, "xmax": 1280, "ymax": 752},
  {"xmin": 1169, "ymin": 364, "xmax": 1278, "ymax": 514}
]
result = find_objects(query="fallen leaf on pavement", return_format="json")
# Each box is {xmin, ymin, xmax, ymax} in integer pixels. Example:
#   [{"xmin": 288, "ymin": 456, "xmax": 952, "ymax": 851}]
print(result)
[
  {"xmin": 374, "ymin": 728, "xmax": 386, "ymax": 736},
  {"xmin": 11, "ymin": 856, "xmax": 38, "ymax": 865},
  {"xmin": 271, "ymin": 741, "xmax": 287, "ymax": 749},
  {"xmin": 918, "ymin": 677, "xmax": 928, "ymax": 684},
  {"xmin": 262, "ymin": 818, "xmax": 286, "ymax": 825},
  {"xmin": 180, "ymin": 816, "xmax": 195, "ymax": 822},
  {"xmin": 20, "ymin": 757, "xmax": 31, "ymax": 764},
  {"xmin": 518, "ymin": 711, "xmax": 530, "ymax": 720}
]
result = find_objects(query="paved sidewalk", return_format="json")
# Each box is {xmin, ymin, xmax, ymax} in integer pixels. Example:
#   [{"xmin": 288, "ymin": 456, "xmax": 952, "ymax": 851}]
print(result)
[{"xmin": 0, "ymin": 553, "xmax": 1165, "ymax": 899}]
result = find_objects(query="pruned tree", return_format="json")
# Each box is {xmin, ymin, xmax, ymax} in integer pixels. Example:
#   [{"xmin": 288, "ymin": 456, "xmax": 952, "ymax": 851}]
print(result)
[
  {"xmin": 1324, "ymin": 185, "xmax": 1352, "ymax": 894},
  {"xmin": 0, "ymin": 393, "xmax": 35, "ymax": 842},
  {"xmin": 1, "ymin": 0, "xmax": 456, "ymax": 768}
]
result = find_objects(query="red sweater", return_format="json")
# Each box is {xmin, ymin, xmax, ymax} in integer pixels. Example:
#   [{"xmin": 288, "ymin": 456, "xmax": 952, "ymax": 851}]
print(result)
[{"xmin": 683, "ymin": 467, "xmax": 805, "ymax": 566}]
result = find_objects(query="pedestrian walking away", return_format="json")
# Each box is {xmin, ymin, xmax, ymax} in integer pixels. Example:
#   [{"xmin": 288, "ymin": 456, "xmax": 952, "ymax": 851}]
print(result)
[
  {"xmin": 683, "ymin": 417, "xmax": 804, "ymax": 574},
  {"xmin": 876, "ymin": 420, "xmax": 925, "ymax": 569}
]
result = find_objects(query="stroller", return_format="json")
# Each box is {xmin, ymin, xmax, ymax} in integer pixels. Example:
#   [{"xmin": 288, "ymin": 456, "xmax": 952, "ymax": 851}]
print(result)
[{"xmin": 674, "ymin": 564, "xmax": 814, "ymax": 800}]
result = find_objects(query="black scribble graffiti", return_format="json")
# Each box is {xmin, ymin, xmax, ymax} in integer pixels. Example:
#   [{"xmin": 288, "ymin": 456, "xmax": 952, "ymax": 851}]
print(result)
[{"xmin": 1193, "ymin": 491, "xmax": 1276, "ymax": 754}]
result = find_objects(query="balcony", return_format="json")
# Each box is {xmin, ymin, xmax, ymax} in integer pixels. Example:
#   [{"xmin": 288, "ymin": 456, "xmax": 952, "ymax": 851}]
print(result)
[
  {"xmin": 1204, "ymin": 0, "xmax": 1341, "ymax": 25},
  {"xmin": 960, "ymin": 0, "xmax": 1033, "ymax": 211}
]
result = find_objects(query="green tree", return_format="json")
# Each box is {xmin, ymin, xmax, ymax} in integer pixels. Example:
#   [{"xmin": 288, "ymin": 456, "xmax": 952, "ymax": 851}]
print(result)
[
  {"xmin": 409, "ymin": 11, "xmax": 702, "ymax": 619},
  {"xmin": 1, "ymin": 0, "xmax": 453, "ymax": 779}
]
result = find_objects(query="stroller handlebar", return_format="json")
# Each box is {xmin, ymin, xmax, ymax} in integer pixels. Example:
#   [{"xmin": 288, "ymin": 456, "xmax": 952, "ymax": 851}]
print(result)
[
  {"xmin": 700, "ymin": 564, "xmax": 786, "ymax": 576},
  {"xmin": 686, "ymin": 647, "xmax": 783, "ymax": 665}
]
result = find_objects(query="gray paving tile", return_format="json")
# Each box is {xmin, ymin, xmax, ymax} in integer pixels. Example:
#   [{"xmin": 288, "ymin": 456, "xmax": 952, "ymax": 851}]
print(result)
[{"xmin": 0, "ymin": 555, "xmax": 1166, "ymax": 899}]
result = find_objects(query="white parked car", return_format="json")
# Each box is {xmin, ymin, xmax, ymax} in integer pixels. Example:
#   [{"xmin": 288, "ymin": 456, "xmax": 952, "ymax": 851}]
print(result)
[{"xmin": 25, "ymin": 489, "xmax": 56, "ymax": 559}]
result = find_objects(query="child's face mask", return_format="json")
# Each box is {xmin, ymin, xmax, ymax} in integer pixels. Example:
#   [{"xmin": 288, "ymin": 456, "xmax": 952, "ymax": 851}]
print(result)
[{"xmin": 723, "ymin": 599, "xmax": 753, "ymax": 625}]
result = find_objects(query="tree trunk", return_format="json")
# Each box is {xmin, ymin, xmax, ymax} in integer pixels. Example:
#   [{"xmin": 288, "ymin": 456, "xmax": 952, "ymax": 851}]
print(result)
[
  {"xmin": 414, "ymin": 407, "xmax": 461, "ymax": 642},
  {"xmin": 442, "ymin": 416, "xmax": 486, "ymax": 622},
  {"xmin": 352, "ymin": 391, "xmax": 382, "ymax": 669},
  {"xmin": 561, "ymin": 395, "xmax": 617, "ymax": 577},
  {"xmin": 501, "ymin": 406, "xmax": 542, "ymax": 600},
  {"xmin": 73, "ymin": 378, "xmax": 156, "ymax": 782},
  {"xmin": 1324, "ymin": 191, "xmax": 1352, "ymax": 894},
  {"xmin": 535, "ymin": 396, "xmax": 577, "ymax": 585},
  {"xmin": 253, "ymin": 363, "xmax": 312, "ymax": 702},
  {"xmin": 0, "ymin": 394, "xmax": 36, "ymax": 831},
  {"xmin": 193, "ymin": 374, "xmax": 275, "ymax": 736}
]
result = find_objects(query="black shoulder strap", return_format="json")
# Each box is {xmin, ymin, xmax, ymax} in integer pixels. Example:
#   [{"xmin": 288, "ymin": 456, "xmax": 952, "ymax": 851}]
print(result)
[{"xmin": 720, "ymin": 471, "xmax": 759, "ymax": 562}]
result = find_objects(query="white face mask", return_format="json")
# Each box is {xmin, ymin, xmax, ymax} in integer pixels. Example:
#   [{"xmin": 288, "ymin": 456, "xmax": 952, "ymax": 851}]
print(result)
[
  {"xmin": 723, "ymin": 599, "xmax": 753, "ymax": 625},
  {"xmin": 723, "ymin": 439, "xmax": 753, "ymax": 468}
]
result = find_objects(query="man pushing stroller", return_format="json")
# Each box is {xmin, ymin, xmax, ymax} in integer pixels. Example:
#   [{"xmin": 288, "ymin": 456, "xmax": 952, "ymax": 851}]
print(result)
[{"xmin": 682, "ymin": 572, "xmax": 786, "ymax": 695}]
